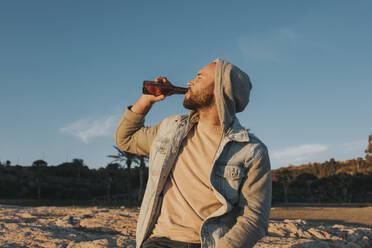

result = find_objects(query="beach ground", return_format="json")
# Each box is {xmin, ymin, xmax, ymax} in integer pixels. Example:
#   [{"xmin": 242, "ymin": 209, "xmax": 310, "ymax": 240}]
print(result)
[
  {"xmin": 0, "ymin": 205, "xmax": 371, "ymax": 247},
  {"xmin": 270, "ymin": 206, "xmax": 372, "ymax": 226}
]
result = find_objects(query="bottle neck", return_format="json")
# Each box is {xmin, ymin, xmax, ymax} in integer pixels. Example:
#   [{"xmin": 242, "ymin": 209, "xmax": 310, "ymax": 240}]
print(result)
[{"xmin": 172, "ymin": 86, "xmax": 188, "ymax": 94}]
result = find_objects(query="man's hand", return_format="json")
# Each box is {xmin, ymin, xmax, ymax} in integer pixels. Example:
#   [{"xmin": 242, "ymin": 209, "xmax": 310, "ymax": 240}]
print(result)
[{"xmin": 131, "ymin": 76, "xmax": 170, "ymax": 115}]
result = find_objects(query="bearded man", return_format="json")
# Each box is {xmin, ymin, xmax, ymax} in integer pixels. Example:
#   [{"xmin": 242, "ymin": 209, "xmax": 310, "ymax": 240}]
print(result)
[{"xmin": 115, "ymin": 58, "xmax": 272, "ymax": 248}]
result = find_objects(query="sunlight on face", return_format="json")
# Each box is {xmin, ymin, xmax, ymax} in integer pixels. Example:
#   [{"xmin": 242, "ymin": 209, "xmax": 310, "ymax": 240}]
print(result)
[{"xmin": 183, "ymin": 62, "xmax": 216, "ymax": 110}]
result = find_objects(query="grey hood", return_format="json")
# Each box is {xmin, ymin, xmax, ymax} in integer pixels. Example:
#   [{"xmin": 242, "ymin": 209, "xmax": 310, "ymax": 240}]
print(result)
[
  {"xmin": 187, "ymin": 58, "xmax": 252, "ymax": 135},
  {"xmin": 214, "ymin": 58, "xmax": 252, "ymax": 134}
]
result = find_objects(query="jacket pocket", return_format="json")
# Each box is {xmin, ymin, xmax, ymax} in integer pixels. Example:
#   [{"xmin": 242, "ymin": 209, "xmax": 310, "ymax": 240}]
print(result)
[{"xmin": 215, "ymin": 164, "xmax": 246, "ymax": 204}]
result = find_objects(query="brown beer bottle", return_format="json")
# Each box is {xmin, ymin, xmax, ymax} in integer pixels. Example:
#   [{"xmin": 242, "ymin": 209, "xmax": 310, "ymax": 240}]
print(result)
[{"xmin": 142, "ymin": 80, "xmax": 188, "ymax": 96}]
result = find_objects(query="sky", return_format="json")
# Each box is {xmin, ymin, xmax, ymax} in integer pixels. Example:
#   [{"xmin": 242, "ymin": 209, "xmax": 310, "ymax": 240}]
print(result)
[{"xmin": 1, "ymin": 0, "xmax": 371, "ymax": 170}]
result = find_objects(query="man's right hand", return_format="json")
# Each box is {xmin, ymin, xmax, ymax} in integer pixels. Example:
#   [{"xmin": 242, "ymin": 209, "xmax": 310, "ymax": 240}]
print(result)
[{"xmin": 131, "ymin": 76, "xmax": 169, "ymax": 115}]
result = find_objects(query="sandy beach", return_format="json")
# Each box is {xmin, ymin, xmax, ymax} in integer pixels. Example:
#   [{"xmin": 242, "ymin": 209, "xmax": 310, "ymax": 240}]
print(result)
[{"xmin": 0, "ymin": 205, "xmax": 371, "ymax": 247}]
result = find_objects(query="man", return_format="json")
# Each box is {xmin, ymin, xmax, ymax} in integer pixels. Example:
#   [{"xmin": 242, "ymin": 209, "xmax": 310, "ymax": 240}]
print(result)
[{"xmin": 115, "ymin": 58, "xmax": 272, "ymax": 248}]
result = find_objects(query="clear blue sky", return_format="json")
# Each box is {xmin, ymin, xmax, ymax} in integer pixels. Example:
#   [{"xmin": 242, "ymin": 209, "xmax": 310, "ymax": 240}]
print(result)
[{"xmin": 1, "ymin": 0, "xmax": 371, "ymax": 169}]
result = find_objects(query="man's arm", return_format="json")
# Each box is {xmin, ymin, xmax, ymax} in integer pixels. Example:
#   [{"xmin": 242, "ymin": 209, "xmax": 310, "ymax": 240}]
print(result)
[
  {"xmin": 114, "ymin": 76, "xmax": 169, "ymax": 156},
  {"xmin": 217, "ymin": 147, "xmax": 272, "ymax": 248}
]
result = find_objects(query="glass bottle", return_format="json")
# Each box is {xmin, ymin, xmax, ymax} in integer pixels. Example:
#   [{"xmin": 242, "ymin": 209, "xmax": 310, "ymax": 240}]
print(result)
[{"xmin": 142, "ymin": 80, "xmax": 188, "ymax": 96}]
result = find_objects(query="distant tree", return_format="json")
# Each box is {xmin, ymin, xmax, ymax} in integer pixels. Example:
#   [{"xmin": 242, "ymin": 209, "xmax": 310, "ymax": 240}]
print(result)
[
  {"xmin": 104, "ymin": 163, "xmax": 122, "ymax": 199},
  {"xmin": 55, "ymin": 158, "xmax": 88, "ymax": 179},
  {"xmin": 32, "ymin": 159, "xmax": 48, "ymax": 167},
  {"xmin": 138, "ymin": 156, "xmax": 148, "ymax": 204},
  {"xmin": 72, "ymin": 158, "xmax": 85, "ymax": 180},
  {"xmin": 339, "ymin": 173, "xmax": 353, "ymax": 203},
  {"xmin": 108, "ymin": 146, "xmax": 140, "ymax": 194},
  {"xmin": 31, "ymin": 160, "xmax": 48, "ymax": 199},
  {"xmin": 355, "ymin": 158, "xmax": 364, "ymax": 174},
  {"xmin": 351, "ymin": 173, "xmax": 371, "ymax": 202},
  {"xmin": 313, "ymin": 177, "xmax": 333, "ymax": 203},
  {"xmin": 5, "ymin": 160, "xmax": 11, "ymax": 167},
  {"xmin": 329, "ymin": 158, "xmax": 337, "ymax": 176},
  {"xmin": 294, "ymin": 173, "xmax": 318, "ymax": 202},
  {"xmin": 365, "ymin": 135, "xmax": 372, "ymax": 164},
  {"xmin": 276, "ymin": 168, "xmax": 294, "ymax": 203}
]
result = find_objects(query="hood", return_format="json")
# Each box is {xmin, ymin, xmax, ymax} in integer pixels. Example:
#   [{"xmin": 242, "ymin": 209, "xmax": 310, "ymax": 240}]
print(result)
[
  {"xmin": 214, "ymin": 58, "xmax": 252, "ymax": 134},
  {"xmin": 187, "ymin": 58, "xmax": 252, "ymax": 135}
]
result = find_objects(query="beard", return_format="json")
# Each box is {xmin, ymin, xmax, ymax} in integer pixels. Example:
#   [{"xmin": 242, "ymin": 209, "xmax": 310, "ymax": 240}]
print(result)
[{"xmin": 183, "ymin": 88, "xmax": 214, "ymax": 110}]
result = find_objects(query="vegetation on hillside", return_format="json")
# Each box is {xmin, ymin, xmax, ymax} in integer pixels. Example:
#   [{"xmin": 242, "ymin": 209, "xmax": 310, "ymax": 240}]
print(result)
[
  {"xmin": 1, "ymin": 136, "xmax": 371, "ymax": 205},
  {"xmin": 0, "ymin": 146, "xmax": 147, "ymax": 205},
  {"xmin": 272, "ymin": 135, "xmax": 372, "ymax": 203}
]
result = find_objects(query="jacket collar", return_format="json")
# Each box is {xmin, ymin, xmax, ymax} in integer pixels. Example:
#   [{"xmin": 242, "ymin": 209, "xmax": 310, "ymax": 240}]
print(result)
[
  {"xmin": 225, "ymin": 117, "xmax": 250, "ymax": 142},
  {"xmin": 187, "ymin": 110, "xmax": 199, "ymax": 125},
  {"xmin": 186, "ymin": 111, "xmax": 250, "ymax": 143}
]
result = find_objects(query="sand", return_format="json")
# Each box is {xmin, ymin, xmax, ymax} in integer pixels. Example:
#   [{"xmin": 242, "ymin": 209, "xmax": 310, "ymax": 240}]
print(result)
[
  {"xmin": 0, "ymin": 205, "xmax": 371, "ymax": 247},
  {"xmin": 270, "ymin": 207, "xmax": 372, "ymax": 227}
]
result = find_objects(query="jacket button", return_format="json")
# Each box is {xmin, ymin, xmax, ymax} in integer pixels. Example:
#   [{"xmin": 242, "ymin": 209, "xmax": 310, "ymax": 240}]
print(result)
[{"xmin": 172, "ymin": 149, "xmax": 177, "ymax": 153}]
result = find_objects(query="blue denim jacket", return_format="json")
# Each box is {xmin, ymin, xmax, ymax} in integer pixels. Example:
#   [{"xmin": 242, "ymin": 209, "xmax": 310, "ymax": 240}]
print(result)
[{"xmin": 115, "ymin": 108, "xmax": 272, "ymax": 248}]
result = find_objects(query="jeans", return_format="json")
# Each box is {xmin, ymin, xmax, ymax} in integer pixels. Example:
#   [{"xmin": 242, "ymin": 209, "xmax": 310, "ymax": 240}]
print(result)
[{"xmin": 142, "ymin": 237, "xmax": 201, "ymax": 248}]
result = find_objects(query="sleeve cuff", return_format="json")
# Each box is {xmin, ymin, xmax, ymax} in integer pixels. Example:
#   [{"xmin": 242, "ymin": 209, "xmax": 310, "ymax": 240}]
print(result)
[{"xmin": 122, "ymin": 105, "xmax": 146, "ymax": 123}]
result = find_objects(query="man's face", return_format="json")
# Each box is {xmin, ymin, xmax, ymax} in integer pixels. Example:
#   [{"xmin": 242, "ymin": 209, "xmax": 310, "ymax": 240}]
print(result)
[{"xmin": 183, "ymin": 62, "xmax": 216, "ymax": 110}]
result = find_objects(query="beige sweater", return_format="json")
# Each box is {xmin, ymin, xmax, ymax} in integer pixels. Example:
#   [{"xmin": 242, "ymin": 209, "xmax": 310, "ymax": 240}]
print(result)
[{"xmin": 149, "ymin": 121, "xmax": 223, "ymax": 243}]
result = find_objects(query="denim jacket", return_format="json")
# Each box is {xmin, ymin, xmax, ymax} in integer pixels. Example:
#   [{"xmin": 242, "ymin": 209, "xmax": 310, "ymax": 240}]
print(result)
[
  {"xmin": 115, "ymin": 58, "xmax": 272, "ymax": 248},
  {"xmin": 115, "ymin": 108, "xmax": 271, "ymax": 248}
]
